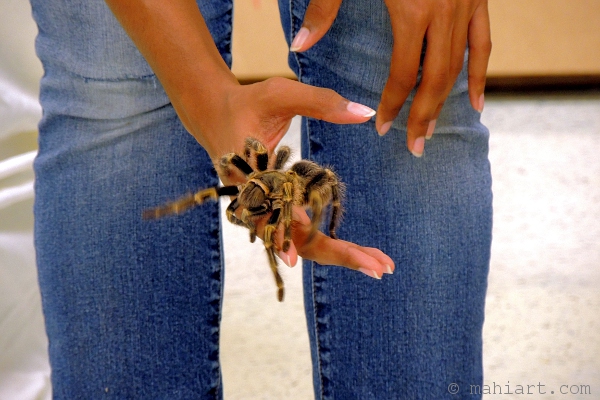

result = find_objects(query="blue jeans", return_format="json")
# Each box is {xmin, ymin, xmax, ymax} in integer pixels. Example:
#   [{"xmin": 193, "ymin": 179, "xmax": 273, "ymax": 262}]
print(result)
[{"xmin": 31, "ymin": 0, "xmax": 492, "ymax": 398}]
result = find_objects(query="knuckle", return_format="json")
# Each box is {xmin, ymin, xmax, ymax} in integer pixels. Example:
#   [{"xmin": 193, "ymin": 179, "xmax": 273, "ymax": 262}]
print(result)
[
  {"xmin": 378, "ymin": 96, "xmax": 401, "ymax": 118},
  {"xmin": 468, "ymin": 71, "xmax": 486, "ymax": 85},
  {"xmin": 404, "ymin": 4, "xmax": 429, "ymax": 27},
  {"xmin": 423, "ymin": 70, "xmax": 450, "ymax": 95},
  {"xmin": 259, "ymin": 77, "xmax": 290, "ymax": 104},
  {"xmin": 484, "ymin": 39, "xmax": 493, "ymax": 55},
  {"xmin": 409, "ymin": 109, "xmax": 431, "ymax": 126},
  {"xmin": 437, "ymin": 0, "xmax": 457, "ymax": 18},
  {"xmin": 475, "ymin": 38, "xmax": 493, "ymax": 56},
  {"xmin": 450, "ymin": 60, "xmax": 465, "ymax": 78},
  {"xmin": 312, "ymin": 88, "xmax": 340, "ymax": 113},
  {"xmin": 340, "ymin": 245, "xmax": 355, "ymax": 266},
  {"xmin": 306, "ymin": 1, "xmax": 337, "ymax": 25},
  {"xmin": 262, "ymin": 76, "xmax": 287, "ymax": 94},
  {"xmin": 389, "ymin": 72, "xmax": 419, "ymax": 93}
]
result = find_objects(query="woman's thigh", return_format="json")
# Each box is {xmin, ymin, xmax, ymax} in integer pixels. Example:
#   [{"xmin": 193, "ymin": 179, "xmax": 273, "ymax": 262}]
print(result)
[
  {"xmin": 280, "ymin": 0, "xmax": 492, "ymax": 398},
  {"xmin": 31, "ymin": 0, "xmax": 232, "ymax": 398}
]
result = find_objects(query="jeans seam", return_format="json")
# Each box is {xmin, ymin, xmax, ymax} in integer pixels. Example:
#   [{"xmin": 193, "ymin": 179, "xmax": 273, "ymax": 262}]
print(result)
[
  {"xmin": 213, "ymin": 5, "xmax": 233, "ymax": 397},
  {"xmin": 310, "ymin": 263, "xmax": 325, "ymax": 399},
  {"xmin": 305, "ymin": 122, "xmax": 326, "ymax": 400},
  {"xmin": 287, "ymin": 1, "xmax": 325, "ymax": 397},
  {"xmin": 213, "ymin": 200, "xmax": 224, "ymax": 399}
]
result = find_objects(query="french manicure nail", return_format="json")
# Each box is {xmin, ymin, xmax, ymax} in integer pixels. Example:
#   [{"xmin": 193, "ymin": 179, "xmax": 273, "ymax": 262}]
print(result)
[
  {"xmin": 426, "ymin": 119, "xmax": 436, "ymax": 140},
  {"xmin": 277, "ymin": 251, "xmax": 292, "ymax": 267},
  {"xmin": 477, "ymin": 93, "xmax": 485, "ymax": 113},
  {"xmin": 378, "ymin": 121, "xmax": 393, "ymax": 136},
  {"xmin": 384, "ymin": 265, "xmax": 393, "ymax": 274},
  {"xmin": 347, "ymin": 102, "xmax": 376, "ymax": 118},
  {"xmin": 411, "ymin": 137, "xmax": 425, "ymax": 158},
  {"xmin": 359, "ymin": 268, "xmax": 381, "ymax": 279},
  {"xmin": 290, "ymin": 27, "xmax": 310, "ymax": 52}
]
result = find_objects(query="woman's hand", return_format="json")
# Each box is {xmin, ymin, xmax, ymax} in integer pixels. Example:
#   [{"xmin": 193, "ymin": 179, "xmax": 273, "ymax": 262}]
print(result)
[
  {"xmin": 253, "ymin": 204, "xmax": 395, "ymax": 279},
  {"xmin": 184, "ymin": 76, "xmax": 392, "ymax": 279},
  {"xmin": 290, "ymin": 0, "xmax": 492, "ymax": 157},
  {"xmin": 105, "ymin": 0, "xmax": 390, "ymax": 277},
  {"xmin": 181, "ymin": 76, "xmax": 376, "ymax": 165}
]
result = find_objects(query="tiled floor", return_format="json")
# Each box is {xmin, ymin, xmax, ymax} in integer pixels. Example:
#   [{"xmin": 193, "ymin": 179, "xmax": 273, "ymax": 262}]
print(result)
[
  {"xmin": 481, "ymin": 94, "xmax": 600, "ymax": 399},
  {"xmin": 2, "ymin": 93, "xmax": 597, "ymax": 399},
  {"xmin": 219, "ymin": 93, "xmax": 600, "ymax": 399}
]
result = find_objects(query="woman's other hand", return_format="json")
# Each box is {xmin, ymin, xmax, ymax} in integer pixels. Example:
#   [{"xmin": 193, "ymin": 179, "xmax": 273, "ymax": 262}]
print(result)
[{"xmin": 290, "ymin": 0, "xmax": 492, "ymax": 156}]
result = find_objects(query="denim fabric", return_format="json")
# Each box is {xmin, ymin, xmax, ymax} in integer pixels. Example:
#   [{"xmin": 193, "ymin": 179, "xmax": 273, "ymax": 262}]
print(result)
[
  {"xmin": 31, "ymin": 0, "xmax": 231, "ymax": 398},
  {"xmin": 280, "ymin": 0, "xmax": 492, "ymax": 399},
  {"xmin": 31, "ymin": 0, "xmax": 491, "ymax": 398}
]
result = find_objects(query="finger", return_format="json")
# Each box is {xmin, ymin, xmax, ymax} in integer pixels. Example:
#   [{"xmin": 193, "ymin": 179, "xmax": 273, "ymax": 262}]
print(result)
[
  {"xmin": 299, "ymin": 235, "xmax": 389, "ymax": 279},
  {"xmin": 277, "ymin": 240, "xmax": 299, "ymax": 268},
  {"xmin": 274, "ymin": 219, "xmax": 299, "ymax": 267},
  {"xmin": 284, "ymin": 207, "xmax": 391, "ymax": 278},
  {"xmin": 290, "ymin": 0, "xmax": 344, "ymax": 52},
  {"xmin": 405, "ymin": 13, "xmax": 454, "ymax": 157},
  {"xmin": 257, "ymin": 77, "xmax": 376, "ymax": 124},
  {"xmin": 375, "ymin": 22, "xmax": 425, "ymax": 137},
  {"xmin": 428, "ymin": 14, "xmax": 471, "ymax": 139},
  {"xmin": 358, "ymin": 246, "xmax": 396, "ymax": 274},
  {"xmin": 467, "ymin": 0, "xmax": 492, "ymax": 113}
]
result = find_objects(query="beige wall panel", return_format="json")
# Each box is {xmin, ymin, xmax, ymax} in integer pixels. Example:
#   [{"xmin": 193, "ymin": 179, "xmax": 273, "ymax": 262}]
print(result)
[
  {"xmin": 487, "ymin": 0, "xmax": 600, "ymax": 76},
  {"xmin": 231, "ymin": 0, "xmax": 600, "ymax": 80},
  {"xmin": 231, "ymin": 0, "xmax": 295, "ymax": 80}
]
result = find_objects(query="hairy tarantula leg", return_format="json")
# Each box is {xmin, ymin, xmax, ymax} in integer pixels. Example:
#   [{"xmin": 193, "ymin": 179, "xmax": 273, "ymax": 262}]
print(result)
[
  {"xmin": 143, "ymin": 186, "xmax": 238, "ymax": 220},
  {"xmin": 239, "ymin": 209, "xmax": 258, "ymax": 243},
  {"xmin": 245, "ymin": 137, "xmax": 269, "ymax": 171},
  {"xmin": 216, "ymin": 186, "xmax": 240, "ymax": 197},
  {"xmin": 220, "ymin": 153, "xmax": 254, "ymax": 177},
  {"xmin": 247, "ymin": 222, "xmax": 257, "ymax": 243},
  {"xmin": 143, "ymin": 194, "xmax": 197, "ymax": 220},
  {"xmin": 226, "ymin": 198, "xmax": 250, "ymax": 229},
  {"xmin": 328, "ymin": 200, "xmax": 341, "ymax": 238},
  {"xmin": 307, "ymin": 190, "xmax": 324, "ymax": 241},
  {"xmin": 273, "ymin": 146, "xmax": 291, "ymax": 170},
  {"xmin": 281, "ymin": 181, "xmax": 294, "ymax": 252},
  {"xmin": 327, "ymin": 172, "xmax": 343, "ymax": 239},
  {"xmin": 264, "ymin": 208, "xmax": 285, "ymax": 302},
  {"xmin": 303, "ymin": 169, "xmax": 329, "ymax": 238}
]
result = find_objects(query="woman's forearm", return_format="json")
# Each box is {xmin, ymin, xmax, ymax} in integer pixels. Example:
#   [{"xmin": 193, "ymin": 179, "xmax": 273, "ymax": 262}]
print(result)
[
  {"xmin": 104, "ymin": 0, "xmax": 376, "ymax": 162},
  {"xmin": 104, "ymin": 0, "xmax": 238, "ymax": 150}
]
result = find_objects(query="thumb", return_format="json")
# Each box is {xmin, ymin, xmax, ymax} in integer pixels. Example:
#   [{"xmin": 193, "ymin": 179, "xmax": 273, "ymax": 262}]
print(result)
[
  {"xmin": 257, "ymin": 77, "xmax": 375, "ymax": 124},
  {"xmin": 290, "ymin": 0, "xmax": 343, "ymax": 52}
]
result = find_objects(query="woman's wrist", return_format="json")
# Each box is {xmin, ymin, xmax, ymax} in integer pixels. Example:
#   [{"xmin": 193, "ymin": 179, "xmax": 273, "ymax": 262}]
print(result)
[{"xmin": 105, "ymin": 0, "xmax": 238, "ymax": 154}]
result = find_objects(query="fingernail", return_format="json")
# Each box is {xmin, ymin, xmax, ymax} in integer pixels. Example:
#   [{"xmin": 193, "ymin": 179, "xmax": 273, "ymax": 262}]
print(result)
[
  {"xmin": 290, "ymin": 27, "xmax": 310, "ymax": 52},
  {"xmin": 359, "ymin": 268, "xmax": 381, "ymax": 279},
  {"xmin": 411, "ymin": 137, "xmax": 425, "ymax": 158},
  {"xmin": 384, "ymin": 264, "xmax": 393, "ymax": 274},
  {"xmin": 277, "ymin": 251, "xmax": 292, "ymax": 267},
  {"xmin": 347, "ymin": 102, "xmax": 376, "ymax": 118},
  {"xmin": 378, "ymin": 121, "xmax": 393, "ymax": 136},
  {"xmin": 425, "ymin": 119, "xmax": 436, "ymax": 140},
  {"xmin": 477, "ymin": 93, "xmax": 485, "ymax": 113}
]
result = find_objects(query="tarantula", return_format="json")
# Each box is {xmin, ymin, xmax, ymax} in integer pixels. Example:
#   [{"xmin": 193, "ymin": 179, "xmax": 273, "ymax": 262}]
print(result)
[{"xmin": 143, "ymin": 137, "xmax": 344, "ymax": 301}]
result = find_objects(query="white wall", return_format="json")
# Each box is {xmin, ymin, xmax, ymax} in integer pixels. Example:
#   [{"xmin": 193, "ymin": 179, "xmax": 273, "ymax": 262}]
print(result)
[{"xmin": 0, "ymin": 0, "xmax": 51, "ymax": 399}]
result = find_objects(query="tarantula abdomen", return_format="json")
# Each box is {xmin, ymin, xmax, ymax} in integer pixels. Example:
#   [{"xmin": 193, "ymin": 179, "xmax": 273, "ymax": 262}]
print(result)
[{"xmin": 238, "ymin": 181, "xmax": 269, "ymax": 210}]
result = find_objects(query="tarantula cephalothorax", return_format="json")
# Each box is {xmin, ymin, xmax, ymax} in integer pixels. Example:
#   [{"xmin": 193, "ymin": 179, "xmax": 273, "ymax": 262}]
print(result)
[{"xmin": 143, "ymin": 137, "xmax": 345, "ymax": 301}]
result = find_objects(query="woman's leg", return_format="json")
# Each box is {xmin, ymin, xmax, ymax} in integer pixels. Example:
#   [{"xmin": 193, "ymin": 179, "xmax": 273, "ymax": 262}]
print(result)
[
  {"xmin": 280, "ymin": 1, "xmax": 492, "ymax": 398},
  {"xmin": 30, "ymin": 0, "xmax": 232, "ymax": 398}
]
